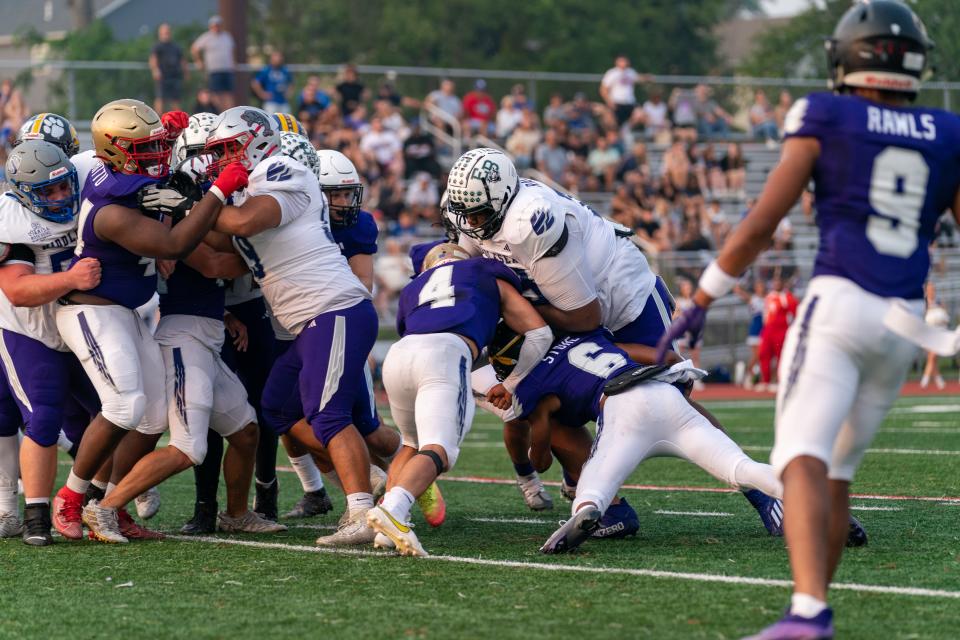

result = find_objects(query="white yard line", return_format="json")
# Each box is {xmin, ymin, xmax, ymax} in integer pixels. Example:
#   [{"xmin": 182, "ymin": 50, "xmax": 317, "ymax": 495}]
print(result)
[
  {"xmin": 741, "ymin": 445, "xmax": 960, "ymax": 456},
  {"xmin": 653, "ymin": 510, "xmax": 734, "ymax": 517},
  {"xmin": 468, "ymin": 517, "xmax": 552, "ymax": 525},
  {"xmin": 849, "ymin": 506, "xmax": 902, "ymax": 512},
  {"xmin": 166, "ymin": 535, "xmax": 960, "ymax": 600}
]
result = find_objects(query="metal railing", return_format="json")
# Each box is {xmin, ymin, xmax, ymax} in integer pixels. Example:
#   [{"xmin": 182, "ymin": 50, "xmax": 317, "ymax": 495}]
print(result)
[{"xmin": 418, "ymin": 101, "xmax": 461, "ymax": 167}]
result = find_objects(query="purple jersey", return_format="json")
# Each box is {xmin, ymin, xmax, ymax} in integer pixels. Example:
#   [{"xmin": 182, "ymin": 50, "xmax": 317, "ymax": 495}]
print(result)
[
  {"xmin": 513, "ymin": 330, "xmax": 633, "ymax": 427},
  {"xmin": 333, "ymin": 210, "xmax": 378, "ymax": 260},
  {"xmin": 397, "ymin": 257, "xmax": 520, "ymax": 349},
  {"xmin": 74, "ymin": 162, "xmax": 161, "ymax": 308},
  {"xmin": 785, "ymin": 92, "xmax": 960, "ymax": 299}
]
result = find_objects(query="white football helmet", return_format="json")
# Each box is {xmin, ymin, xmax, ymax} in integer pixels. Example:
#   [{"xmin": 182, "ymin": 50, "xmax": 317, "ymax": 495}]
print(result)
[
  {"xmin": 172, "ymin": 112, "xmax": 217, "ymax": 167},
  {"xmin": 204, "ymin": 106, "xmax": 280, "ymax": 177},
  {"xmin": 279, "ymin": 131, "xmax": 320, "ymax": 178},
  {"xmin": 446, "ymin": 148, "xmax": 518, "ymax": 239},
  {"xmin": 315, "ymin": 149, "xmax": 363, "ymax": 227}
]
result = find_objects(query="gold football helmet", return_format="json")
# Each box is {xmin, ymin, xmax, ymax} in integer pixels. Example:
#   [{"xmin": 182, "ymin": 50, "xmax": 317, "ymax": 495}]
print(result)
[
  {"xmin": 422, "ymin": 242, "xmax": 470, "ymax": 271},
  {"xmin": 91, "ymin": 99, "xmax": 170, "ymax": 177}
]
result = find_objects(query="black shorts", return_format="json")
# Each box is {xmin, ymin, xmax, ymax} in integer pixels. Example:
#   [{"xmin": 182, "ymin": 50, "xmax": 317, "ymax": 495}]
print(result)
[
  {"xmin": 156, "ymin": 76, "xmax": 183, "ymax": 101},
  {"xmin": 208, "ymin": 71, "xmax": 235, "ymax": 93},
  {"xmin": 614, "ymin": 103, "xmax": 635, "ymax": 127}
]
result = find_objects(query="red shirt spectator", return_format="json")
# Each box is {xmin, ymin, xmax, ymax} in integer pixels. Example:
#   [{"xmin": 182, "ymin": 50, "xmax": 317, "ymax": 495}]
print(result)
[
  {"xmin": 462, "ymin": 79, "xmax": 495, "ymax": 133},
  {"xmin": 762, "ymin": 288, "xmax": 798, "ymax": 334}
]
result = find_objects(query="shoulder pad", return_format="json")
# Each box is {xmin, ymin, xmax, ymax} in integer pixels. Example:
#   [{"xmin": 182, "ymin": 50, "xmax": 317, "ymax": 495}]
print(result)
[
  {"xmin": 248, "ymin": 155, "xmax": 311, "ymax": 195},
  {"xmin": 501, "ymin": 196, "xmax": 566, "ymax": 261}
]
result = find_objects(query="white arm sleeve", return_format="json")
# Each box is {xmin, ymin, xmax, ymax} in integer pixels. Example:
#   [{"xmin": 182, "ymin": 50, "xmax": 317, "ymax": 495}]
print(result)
[{"xmin": 501, "ymin": 325, "xmax": 553, "ymax": 393}]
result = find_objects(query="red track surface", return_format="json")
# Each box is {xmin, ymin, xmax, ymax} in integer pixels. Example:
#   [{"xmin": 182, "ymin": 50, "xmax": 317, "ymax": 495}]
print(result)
[{"xmin": 692, "ymin": 381, "xmax": 960, "ymax": 402}]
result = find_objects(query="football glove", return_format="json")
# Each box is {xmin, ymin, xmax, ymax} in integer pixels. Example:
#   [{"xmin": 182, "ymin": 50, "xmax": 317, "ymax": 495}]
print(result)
[{"xmin": 138, "ymin": 185, "xmax": 195, "ymax": 220}]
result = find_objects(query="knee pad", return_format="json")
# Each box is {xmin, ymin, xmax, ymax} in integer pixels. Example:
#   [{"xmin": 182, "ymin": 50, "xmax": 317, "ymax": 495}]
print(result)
[{"xmin": 102, "ymin": 391, "xmax": 146, "ymax": 431}]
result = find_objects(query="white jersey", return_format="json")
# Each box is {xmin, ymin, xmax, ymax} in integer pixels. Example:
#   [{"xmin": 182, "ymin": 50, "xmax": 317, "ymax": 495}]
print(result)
[
  {"xmin": 231, "ymin": 155, "xmax": 369, "ymax": 335},
  {"xmin": 224, "ymin": 273, "xmax": 263, "ymax": 306},
  {"xmin": 0, "ymin": 195, "xmax": 78, "ymax": 350},
  {"xmin": 457, "ymin": 178, "xmax": 655, "ymax": 331},
  {"xmin": 71, "ymin": 150, "xmax": 103, "ymax": 196}
]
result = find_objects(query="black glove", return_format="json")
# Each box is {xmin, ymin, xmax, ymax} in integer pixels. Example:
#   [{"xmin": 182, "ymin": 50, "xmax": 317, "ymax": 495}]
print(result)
[{"xmin": 138, "ymin": 184, "xmax": 196, "ymax": 220}]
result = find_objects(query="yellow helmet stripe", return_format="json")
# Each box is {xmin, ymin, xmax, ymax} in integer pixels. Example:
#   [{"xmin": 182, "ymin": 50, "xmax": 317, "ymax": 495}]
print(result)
[{"xmin": 31, "ymin": 113, "xmax": 49, "ymax": 134}]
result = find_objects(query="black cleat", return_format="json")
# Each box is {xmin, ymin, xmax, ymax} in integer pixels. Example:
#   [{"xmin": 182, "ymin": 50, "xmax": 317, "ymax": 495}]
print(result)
[
  {"xmin": 180, "ymin": 501, "xmax": 218, "ymax": 535},
  {"xmin": 83, "ymin": 483, "xmax": 105, "ymax": 507},
  {"xmin": 22, "ymin": 503, "xmax": 54, "ymax": 546},
  {"xmin": 846, "ymin": 514, "xmax": 868, "ymax": 547},
  {"xmin": 253, "ymin": 479, "xmax": 279, "ymax": 522},
  {"xmin": 284, "ymin": 488, "xmax": 333, "ymax": 519}
]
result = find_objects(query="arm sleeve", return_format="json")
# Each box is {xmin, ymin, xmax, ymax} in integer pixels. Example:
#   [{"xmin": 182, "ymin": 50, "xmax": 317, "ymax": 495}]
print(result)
[{"xmin": 501, "ymin": 325, "xmax": 553, "ymax": 393}]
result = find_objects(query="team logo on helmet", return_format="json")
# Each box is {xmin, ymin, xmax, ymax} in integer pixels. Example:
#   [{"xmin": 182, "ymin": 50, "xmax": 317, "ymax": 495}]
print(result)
[
  {"xmin": 472, "ymin": 159, "xmax": 501, "ymax": 183},
  {"xmin": 241, "ymin": 109, "xmax": 275, "ymax": 136},
  {"xmin": 41, "ymin": 115, "xmax": 66, "ymax": 139}
]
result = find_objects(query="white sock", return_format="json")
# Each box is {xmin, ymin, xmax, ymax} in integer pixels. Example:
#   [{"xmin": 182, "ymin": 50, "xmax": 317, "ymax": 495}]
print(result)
[
  {"xmin": 322, "ymin": 470, "xmax": 343, "ymax": 492},
  {"xmin": 380, "ymin": 487, "xmax": 415, "ymax": 523},
  {"xmin": 105, "ymin": 482, "xmax": 117, "ymax": 496},
  {"xmin": 0, "ymin": 435, "xmax": 18, "ymax": 512},
  {"xmin": 57, "ymin": 430, "xmax": 73, "ymax": 453},
  {"xmin": 790, "ymin": 593, "xmax": 827, "ymax": 618},
  {"xmin": 255, "ymin": 477, "xmax": 277, "ymax": 488},
  {"xmin": 345, "ymin": 492, "xmax": 373, "ymax": 518},
  {"xmin": 65, "ymin": 469, "xmax": 90, "ymax": 495},
  {"xmin": 91, "ymin": 478, "xmax": 108, "ymax": 491},
  {"xmin": 289, "ymin": 454, "xmax": 324, "ymax": 492},
  {"xmin": 24, "ymin": 497, "xmax": 49, "ymax": 506}
]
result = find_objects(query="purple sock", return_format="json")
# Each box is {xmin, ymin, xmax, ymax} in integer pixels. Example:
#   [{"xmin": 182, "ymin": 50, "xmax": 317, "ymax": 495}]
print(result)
[
  {"xmin": 562, "ymin": 469, "xmax": 577, "ymax": 488},
  {"xmin": 513, "ymin": 461, "xmax": 535, "ymax": 477}
]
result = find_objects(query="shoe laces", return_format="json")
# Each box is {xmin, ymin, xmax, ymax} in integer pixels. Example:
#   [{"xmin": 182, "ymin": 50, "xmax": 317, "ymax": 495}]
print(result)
[{"xmin": 518, "ymin": 476, "xmax": 545, "ymax": 500}]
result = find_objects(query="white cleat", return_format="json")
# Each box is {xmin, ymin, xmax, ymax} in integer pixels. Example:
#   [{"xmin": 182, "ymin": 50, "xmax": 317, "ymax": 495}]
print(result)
[
  {"xmin": 366, "ymin": 505, "xmax": 428, "ymax": 557},
  {"xmin": 217, "ymin": 509, "xmax": 288, "ymax": 534},
  {"xmin": 316, "ymin": 510, "xmax": 377, "ymax": 547},
  {"xmin": 516, "ymin": 473, "xmax": 554, "ymax": 511},
  {"xmin": 135, "ymin": 486, "xmax": 161, "ymax": 520},
  {"xmin": 82, "ymin": 499, "xmax": 128, "ymax": 544},
  {"xmin": 0, "ymin": 510, "xmax": 23, "ymax": 537},
  {"xmin": 373, "ymin": 532, "xmax": 396, "ymax": 550}
]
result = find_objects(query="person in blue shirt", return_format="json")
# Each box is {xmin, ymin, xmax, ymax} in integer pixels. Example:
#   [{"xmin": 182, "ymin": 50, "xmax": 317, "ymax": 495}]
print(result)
[
  {"xmin": 252, "ymin": 52, "xmax": 293, "ymax": 114},
  {"xmin": 660, "ymin": 3, "xmax": 960, "ymax": 638}
]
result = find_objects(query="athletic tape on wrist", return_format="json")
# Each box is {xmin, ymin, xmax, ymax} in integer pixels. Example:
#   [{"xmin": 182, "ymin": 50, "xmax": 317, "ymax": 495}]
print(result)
[
  {"xmin": 698, "ymin": 261, "xmax": 739, "ymax": 300},
  {"xmin": 209, "ymin": 185, "xmax": 227, "ymax": 204}
]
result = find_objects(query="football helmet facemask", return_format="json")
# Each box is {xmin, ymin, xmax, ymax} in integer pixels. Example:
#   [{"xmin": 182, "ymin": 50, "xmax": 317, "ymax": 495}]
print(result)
[
  {"xmin": 315, "ymin": 149, "xmax": 363, "ymax": 227},
  {"xmin": 6, "ymin": 139, "xmax": 80, "ymax": 223},
  {"xmin": 92, "ymin": 99, "xmax": 171, "ymax": 177},
  {"xmin": 204, "ymin": 106, "xmax": 281, "ymax": 178}
]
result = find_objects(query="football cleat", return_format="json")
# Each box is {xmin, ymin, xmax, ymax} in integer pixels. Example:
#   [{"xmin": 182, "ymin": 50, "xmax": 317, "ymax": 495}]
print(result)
[
  {"xmin": 846, "ymin": 514, "xmax": 868, "ymax": 548},
  {"xmin": 540, "ymin": 506, "xmax": 602, "ymax": 554},
  {"xmin": 592, "ymin": 498, "xmax": 640, "ymax": 539},
  {"xmin": 21, "ymin": 504, "xmax": 53, "ymax": 546},
  {"xmin": 370, "ymin": 465, "xmax": 388, "ymax": 502},
  {"xmin": 516, "ymin": 473, "xmax": 554, "ymax": 511},
  {"xmin": 560, "ymin": 479, "xmax": 577, "ymax": 502},
  {"xmin": 416, "ymin": 482, "xmax": 447, "ymax": 527},
  {"xmin": 82, "ymin": 500, "xmax": 128, "ymax": 544},
  {"xmin": 373, "ymin": 532, "xmax": 396, "ymax": 550},
  {"xmin": 742, "ymin": 607, "xmax": 834, "ymax": 640},
  {"xmin": 218, "ymin": 510, "xmax": 288, "ymax": 534},
  {"xmin": 135, "ymin": 486, "xmax": 161, "ymax": 520},
  {"xmin": 117, "ymin": 508, "xmax": 165, "ymax": 540},
  {"xmin": 253, "ymin": 479, "xmax": 279, "ymax": 522},
  {"xmin": 180, "ymin": 502, "xmax": 218, "ymax": 535},
  {"xmin": 0, "ymin": 510, "xmax": 23, "ymax": 538},
  {"xmin": 52, "ymin": 486, "xmax": 84, "ymax": 540},
  {"xmin": 744, "ymin": 489, "xmax": 784, "ymax": 537},
  {"xmin": 284, "ymin": 489, "xmax": 334, "ymax": 519},
  {"xmin": 366, "ymin": 505, "xmax": 428, "ymax": 557},
  {"xmin": 315, "ymin": 511, "xmax": 377, "ymax": 547}
]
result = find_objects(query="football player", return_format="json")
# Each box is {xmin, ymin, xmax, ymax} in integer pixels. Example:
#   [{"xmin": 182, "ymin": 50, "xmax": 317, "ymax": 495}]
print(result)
[
  {"xmin": 659, "ymin": 3, "xmax": 957, "ymax": 637},
  {"xmin": 370, "ymin": 243, "xmax": 552, "ymax": 556},
  {"xmin": 0, "ymin": 141, "xmax": 102, "ymax": 545},
  {"xmin": 83, "ymin": 157, "xmax": 286, "ymax": 542},
  {"xmin": 193, "ymin": 106, "xmax": 381, "ymax": 547},
  {"xmin": 51, "ymin": 100, "xmax": 219, "ymax": 541}
]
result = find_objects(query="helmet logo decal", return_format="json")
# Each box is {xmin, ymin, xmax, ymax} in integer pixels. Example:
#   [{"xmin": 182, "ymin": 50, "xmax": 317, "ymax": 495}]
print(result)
[
  {"xmin": 891, "ymin": 23, "xmax": 901, "ymax": 35},
  {"xmin": 241, "ymin": 109, "xmax": 275, "ymax": 136},
  {"xmin": 42, "ymin": 116, "xmax": 65, "ymax": 138},
  {"xmin": 472, "ymin": 159, "xmax": 501, "ymax": 183}
]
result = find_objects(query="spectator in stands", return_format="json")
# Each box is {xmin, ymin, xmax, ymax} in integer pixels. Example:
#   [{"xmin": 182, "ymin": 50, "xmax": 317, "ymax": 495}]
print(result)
[
  {"xmin": 462, "ymin": 79, "xmax": 496, "ymax": 136},
  {"xmin": 774, "ymin": 90, "xmax": 794, "ymax": 136},
  {"xmin": 693, "ymin": 83, "xmax": 733, "ymax": 139},
  {"xmin": 675, "ymin": 213, "xmax": 712, "ymax": 252},
  {"xmin": 543, "ymin": 93, "xmax": 567, "ymax": 129},
  {"xmin": 150, "ymin": 23, "xmax": 188, "ymax": 113},
  {"xmin": 756, "ymin": 274, "xmax": 797, "ymax": 391},
  {"xmin": 495, "ymin": 95, "xmax": 523, "ymax": 139},
  {"xmin": 373, "ymin": 99, "xmax": 408, "ymax": 137},
  {"xmin": 360, "ymin": 117, "xmax": 403, "ymax": 179},
  {"xmin": 566, "ymin": 92, "xmax": 597, "ymax": 133},
  {"xmin": 700, "ymin": 143, "xmax": 727, "ymax": 196},
  {"xmin": 425, "ymin": 79, "xmax": 462, "ymax": 130},
  {"xmin": 376, "ymin": 71, "xmax": 420, "ymax": 110},
  {"xmin": 669, "ymin": 86, "xmax": 698, "ymax": 141},
  {"xmin": 721, "ymin": 142, "xmax": 747, "ymax": 198},
  {"xmin": 193, "ymin": 87, "xmax": 218, "ymax": 114},
  {"xmin": 616, "ymin": 141, "xmax": 650, "ymax": 182},
  {"xmin": 336, "ymin": 64, "xmax": 368, "ymax": 115},
  {"xmin": 191, "ymin": 15, "xmax": 235, "ymax": 110},
  {"xmin": 705, "ymin": 198, "xmax": 731, "ymax": 246},
  {"xmin": 921, "ymin": 281, "xmax": 949, "ymax": 389},
  {"xmin": 600, "ymin": 55, "xmax": 650, "ymax": 129},
  {"xmin": 0, "ymin": 79, "xmax": 26, "ymax": 145},
  {"xmin": 641, "ymin": 87, "xmax": 671, "ymax": 143},
  {"xmin": 635, "ymin": 206, "xmax": 670, "ymax": 251},
  {"xmin": 510, "ymin": 84, "xmax": 532, "ymax": 111},
  {"xmin": 661, "ymin": 140, "xmax": 693, "ymax": 200},
  {"xmin": 505, "ymin": 109, "xmax": 542, "ymax": 170},
  {"xmin": 387, "ymin": 209, "xmax": 419, "ymax": 238},
  {"xmin": 374, "ymin": 238, "xmax": 414, "ymax": 316},
  {"xmin": 402, "ymin": 121, "xmax": 440, "ymax": 179},
  {"xmin": 749, "ymin": 90, "xmax": 779, "ymax": 143},
  {"xmin": 404, "ymin": 172, "xmax": 440, "ymax": 221},
  {"xmin": 251, "ymin": 51, "xmax": 293, "ymax": 113},
  {"xmin": 587, "ymin": 134, "xmax": 621, "ymax": 190},
  {"xmin": 298, "ymin": 82, "xmax": 330, "ymax": 130},
  {"xmin": 535, "ymin": 129, "xmax": 570, "ymax": 183}
]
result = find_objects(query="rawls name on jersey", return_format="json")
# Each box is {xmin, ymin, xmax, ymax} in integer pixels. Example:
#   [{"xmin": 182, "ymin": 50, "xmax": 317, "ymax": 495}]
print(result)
[{"xmin": 867, "ymin": 106, "xmax": 935, "ymax": 140}]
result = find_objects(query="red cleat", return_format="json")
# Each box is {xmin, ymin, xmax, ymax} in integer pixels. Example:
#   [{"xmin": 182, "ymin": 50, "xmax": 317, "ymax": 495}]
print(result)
[
  {"xmin": 116, "ymin": 509, "xmax": 165, "ymax": 540},
  {"xmin": 52, "ymin": 486, "xmax": 84, "ymax": 540},
  {"xmin": 416, "ymin": 482, "xmax": 446, "ymax": 528}
]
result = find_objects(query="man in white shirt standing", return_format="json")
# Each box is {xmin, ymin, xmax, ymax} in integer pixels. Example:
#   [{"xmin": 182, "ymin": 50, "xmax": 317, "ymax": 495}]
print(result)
[
  {"xmin": 600, "ymin": 55, "xmax": 650, "ymax": 130},
  {"xmin": 191, "ymin": 15, "xmax": 236, "ymax": 111}
]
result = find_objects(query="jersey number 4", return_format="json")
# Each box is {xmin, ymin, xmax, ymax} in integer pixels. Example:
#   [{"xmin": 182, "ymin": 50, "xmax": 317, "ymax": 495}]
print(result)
[
  {"xmin": 867, "ymin": 147, "xmax": 930, "ymax": 258},
  {"xmin": 418, "ymin": 264, "xmax": 456, "ymax": 309}
]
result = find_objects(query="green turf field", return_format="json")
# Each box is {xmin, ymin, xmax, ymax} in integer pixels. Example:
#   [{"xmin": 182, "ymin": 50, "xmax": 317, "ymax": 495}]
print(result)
[{"xmin": 1, "ymin": 396, "xmax": 958, "ymax": 639}]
